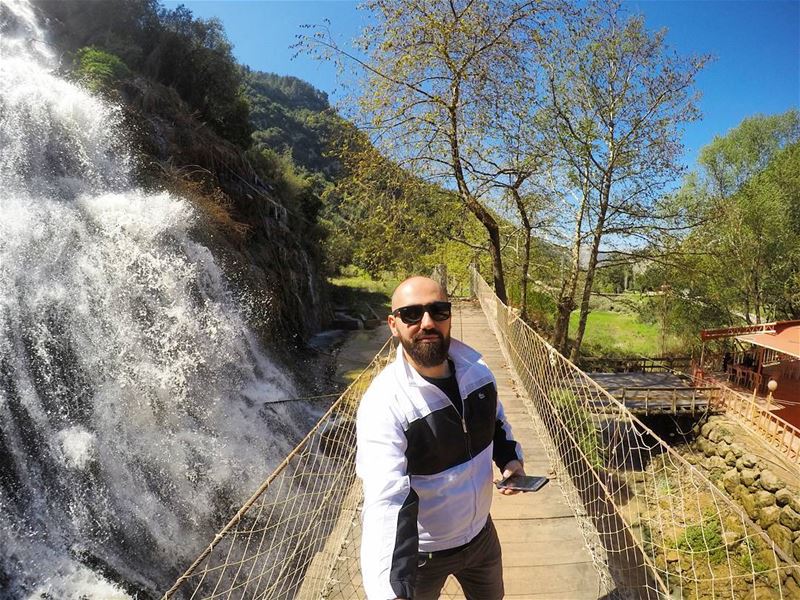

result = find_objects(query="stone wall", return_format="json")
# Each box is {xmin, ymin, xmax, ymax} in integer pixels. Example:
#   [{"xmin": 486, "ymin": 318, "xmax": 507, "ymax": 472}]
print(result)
[{"xmin": 688, "ymin": 415, "xmax": 800, "ymax": 566}]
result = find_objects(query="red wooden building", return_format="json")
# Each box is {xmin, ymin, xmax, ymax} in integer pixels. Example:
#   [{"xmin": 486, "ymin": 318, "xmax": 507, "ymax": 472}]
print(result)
[{"xmin": 699, "ymin": 320, "xmax": 800, "ymax": 427}]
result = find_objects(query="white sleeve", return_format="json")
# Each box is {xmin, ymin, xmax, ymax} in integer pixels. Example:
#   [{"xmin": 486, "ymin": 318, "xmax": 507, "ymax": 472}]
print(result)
[{"xmin": 356, "ymin": 386, "xmax": 418, "ymax": 600}]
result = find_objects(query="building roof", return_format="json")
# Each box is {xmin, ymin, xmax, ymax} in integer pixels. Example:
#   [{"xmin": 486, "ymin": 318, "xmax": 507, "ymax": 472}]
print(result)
[{"xmin": 736, "ymin": 322, "xmax": 800, "ymax": 359}]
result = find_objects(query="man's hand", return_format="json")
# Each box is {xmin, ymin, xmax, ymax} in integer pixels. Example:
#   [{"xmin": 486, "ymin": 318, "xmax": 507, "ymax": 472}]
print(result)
[{"xmin": 495, "ymin": 459, "xmax": 525, "ymax": 496}]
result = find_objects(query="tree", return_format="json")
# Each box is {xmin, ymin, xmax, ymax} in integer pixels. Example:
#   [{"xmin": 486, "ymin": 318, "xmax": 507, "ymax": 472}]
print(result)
[
  {"xmin": 323, "ymin": 127, "xmax": 464, "ymax": 276},
  {"xmin": 303, "ymin": 0, "xmax": 554, "ymax": 304},
  {"xmin": 540, "ymin": 1, "xmax": 708, "ymax": 359},
  {"xmin": 638, "ymin": 113, "xmax": 800, "ymax": 342},
  {"xmin": 698, "ymin": 110, "xmax": 800, "ymax": 200}
]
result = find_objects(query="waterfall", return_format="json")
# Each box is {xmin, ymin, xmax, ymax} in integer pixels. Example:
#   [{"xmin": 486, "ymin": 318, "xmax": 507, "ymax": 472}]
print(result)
[{"xmin": 0, "ymin": 2, "xmax": 309, "ymax": 597}]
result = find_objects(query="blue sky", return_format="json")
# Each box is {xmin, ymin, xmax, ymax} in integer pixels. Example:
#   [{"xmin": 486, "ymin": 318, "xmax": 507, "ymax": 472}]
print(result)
[{"xmin": 163, "ymin": 0, "xmax": 799, "ymax": 168}]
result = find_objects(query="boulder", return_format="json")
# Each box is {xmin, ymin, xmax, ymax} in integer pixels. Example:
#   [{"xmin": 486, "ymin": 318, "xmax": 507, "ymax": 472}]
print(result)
[
  {"xmin": 700, "ymin": 422, "xmax": 714, "ymax": 438},
  {"xmin": 758, "ymin": 505, "xmax": 781, "ymax": 529},
  {"xmin": 665, "ymin": 549, "xmax": 680, "ymax": 563},
  {"xmin": 758, "ymin": 469, "xmax": 784, "ymax": 493},
  {"xmin": 754, "ymin": 490, "xmax": 776, "ymax": 508},
  {"xmin": 723, "ymin": 514, "xmax": 745, "ymax": 536},
  {"xmin": 724, "ymin": 451, "xmax": 737, "ymax": 466},
  {"xmin": 785, "ymin": 573, "xmax": 800, "ymax": 599},
  {"xmin": 795, "ymin": 537, "xmax": 800, "ymax": 562},
  {"xmin": 722, "ymin": 469, "xmax": 740, "ymax": 495},
  {"xmin": 708, "ymin": 427, "xmax": 724, "ymax": 443},
  {"xmin": 742, "ymin": 584, "xmax": 780, "ymax": 600},
  {"xmin": 740, "ymin": 492, "xmax": 758, "ymax": 519},
  {"xmin": 705, "ymin": 456, "xmax": 727, "ymax": 472},
  {"xmin": 703, "ymin": 440, "xmax": 718, "ymax": 458},
  {"xmin": 740, "ymin": 468, "xmax": 758, "ymax": 487},
  {"xmin": 775, "ymin": 487, "xmax": 793, "ymax": 506},
  {"xmin": 779, "ymin": 505, "xmax": 800, "ymax": 531},
  {"xmin": 767, "ymin": 523, "xmax": 794, "ymax": 556},
  {"xmin": 722, "ymin": 528, "xmax": 742, "ymax": 549},
  {"xmin": 740, "ymin": 453, "xmax": 758, "ymax": 469},
  {"xmin": 729, "ymin": 442, "xmax": 745, "ymax": 458},
  {"xmin": 735, "ymin": 484, "xmax": 750, "ymax": 501}
]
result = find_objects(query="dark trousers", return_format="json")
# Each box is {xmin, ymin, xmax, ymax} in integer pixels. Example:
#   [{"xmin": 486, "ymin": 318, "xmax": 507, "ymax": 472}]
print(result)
[{"xmin": 415, "ymin": 516, "xmax": 504, "ymax": 600}]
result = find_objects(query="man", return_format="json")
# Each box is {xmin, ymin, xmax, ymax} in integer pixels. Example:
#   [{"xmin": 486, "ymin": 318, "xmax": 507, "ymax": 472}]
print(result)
[{"xmin": 356, "ymin": 276, "xmax": 525, "ymax": 600}]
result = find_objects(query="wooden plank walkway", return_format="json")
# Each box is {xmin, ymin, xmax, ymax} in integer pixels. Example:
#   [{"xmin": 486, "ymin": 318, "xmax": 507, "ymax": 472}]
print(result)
[{"xmin": 446, "ymin": 301, "xmax": 602, "ymax": 599}]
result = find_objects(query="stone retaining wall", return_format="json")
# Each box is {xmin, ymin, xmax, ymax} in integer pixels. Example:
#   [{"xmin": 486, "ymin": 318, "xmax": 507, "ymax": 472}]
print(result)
[{"xmin": 688, "ymin": 415, "xmax": 800, "ymax": 565}]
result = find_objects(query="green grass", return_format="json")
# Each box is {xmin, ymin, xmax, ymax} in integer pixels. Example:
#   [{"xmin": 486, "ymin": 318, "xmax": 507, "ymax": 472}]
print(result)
[
  {"xmin": 677, "ymin": 516, "xmax": 727, "ymax": 565},
  {"xmin": 569, "ymin": 310, "xmax": 683, "ymax": 357},
  {"xmin": 327, "ymin": 275, "xmax": 401, "ymax": 318}
]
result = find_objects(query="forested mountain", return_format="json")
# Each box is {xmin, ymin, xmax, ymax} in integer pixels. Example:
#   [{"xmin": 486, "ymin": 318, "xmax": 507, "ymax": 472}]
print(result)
[{"xmin": 243, "ymin": 69, "xmax": 345, "ymax": 179}]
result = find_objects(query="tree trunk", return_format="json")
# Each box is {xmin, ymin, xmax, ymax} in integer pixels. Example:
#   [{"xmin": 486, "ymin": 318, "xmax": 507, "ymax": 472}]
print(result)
[
  {"xmin": 569, "ymin": 222, "xmax": 603, "ymax": 362},
  {"xmin": 448, "ymin": 99, "xmax": 508, "ymax": 304},
  {"xmin": 553, "ymin": 269, "xmax": 578, "ymax": 354},
  {"xmin": 570, "ymin": 166, "xmax": 612, "ymax": 363},
  {"xmin": 553, "ymin": 172, "xmax": 589, "ymax": 354},
  {"xmin": 520, "ymin": 229, "xmax": 531, "ymax": 320},
  {"xmin": 464, "ymin": 195, "xmax": 508, "ymax": 304},
  {"xmin": 510, "ymin": 187, "xmax": 532, "ymax": 320}
]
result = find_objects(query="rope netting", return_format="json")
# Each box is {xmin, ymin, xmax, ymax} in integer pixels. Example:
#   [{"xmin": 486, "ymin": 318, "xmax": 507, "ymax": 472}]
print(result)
[
  {"xmin": 162, "ymin": 339, "xmax": 396, "ymax": 600},
  {"xmin": 471, "ymin": 269, "xmax": 800, "ymax": 600},
  {"xmin": 164, "ymin": 271, "xmax": 799, "ymax": 600}
]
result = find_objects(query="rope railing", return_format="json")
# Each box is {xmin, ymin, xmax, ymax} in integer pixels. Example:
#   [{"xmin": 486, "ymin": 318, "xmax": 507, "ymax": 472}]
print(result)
[
  {"xmin": 471, "ymin": 268, "xmax": 800, "ymax": 600},
  {"xmin": 164, "ymin": 272, "xmax": 799, "ymax": 600},
  {"xmin": 162, "ymin": 339, "xmax": 396, "ymax": 600}
]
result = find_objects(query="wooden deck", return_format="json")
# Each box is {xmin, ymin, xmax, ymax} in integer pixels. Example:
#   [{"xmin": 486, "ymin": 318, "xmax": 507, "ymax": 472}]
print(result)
[{"xmin": 585, "ymin": 372, "xmax": 718, "ymax": 415}]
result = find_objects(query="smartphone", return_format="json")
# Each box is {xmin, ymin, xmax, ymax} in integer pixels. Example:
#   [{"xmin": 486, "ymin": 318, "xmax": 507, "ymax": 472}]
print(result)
[{"xmin": 495, "ymin": 475, "xmax": 549, "ymax": 492}]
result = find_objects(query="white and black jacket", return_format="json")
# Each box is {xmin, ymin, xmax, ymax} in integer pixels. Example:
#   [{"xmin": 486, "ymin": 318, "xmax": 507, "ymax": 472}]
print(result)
[{"xmin": 356, "ymin": 338, "xmax": 523, "ymax": 600}]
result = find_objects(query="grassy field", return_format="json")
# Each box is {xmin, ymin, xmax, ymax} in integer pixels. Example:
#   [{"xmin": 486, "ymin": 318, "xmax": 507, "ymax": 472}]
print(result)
[
  {"xmin": 327, "ymin": 275, "xmax": 401, "ymax": 318},
  {"xmin": 569, "ymin": 310, "xmax": 684, "ymax": 357}
]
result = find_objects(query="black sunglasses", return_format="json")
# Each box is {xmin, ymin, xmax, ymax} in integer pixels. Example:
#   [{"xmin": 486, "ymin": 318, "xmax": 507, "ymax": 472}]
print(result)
[{"xmin": 392, "ymin": 301, "xmax": 452, "ymax": 325}]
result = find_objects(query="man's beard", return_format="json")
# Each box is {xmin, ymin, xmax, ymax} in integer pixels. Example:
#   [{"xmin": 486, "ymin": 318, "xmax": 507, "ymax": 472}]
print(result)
[{"xmin": 401, "ymin": 329, "xmax": 451, "ymax": 368}]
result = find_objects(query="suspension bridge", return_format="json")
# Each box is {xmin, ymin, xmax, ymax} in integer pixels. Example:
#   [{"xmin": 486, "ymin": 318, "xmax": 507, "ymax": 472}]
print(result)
[{"xmin": 163, "ymin": 271, "xmax": 800, "ymax": 600}]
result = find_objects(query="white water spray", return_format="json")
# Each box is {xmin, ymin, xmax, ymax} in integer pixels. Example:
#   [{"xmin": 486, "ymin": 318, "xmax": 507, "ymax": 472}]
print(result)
[{"xmin": 0, "ymin": 2, "xmax": 310, "ymax": 597}]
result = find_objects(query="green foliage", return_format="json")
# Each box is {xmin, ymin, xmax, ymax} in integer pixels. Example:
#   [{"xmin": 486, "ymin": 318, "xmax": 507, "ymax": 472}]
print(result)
[
  {"xmin": 676, "ymin": 515, "xmax": 726, "ymax": 565},
  {"xmin": 327, "ymin": 270, "xmax": 400, "ymax": 316},
  {"xmin": 549, "ymin": 389, "xmax": 605, "ymax": 470},
  {"xmin": 737, "ymin": 538, "xmax": 772, "ymax": 574},
  {"xmin": 321, "ymin": 126, "xmax": 468, "ymax": 277},
  {"xmin": 245, "ymin": 148, "xmax": 328, "ymax": 255},
  {"xmin": 73, "ymin": 47, "xmax": 131, "ymax": 91},
  {"xmin": 698, "ymin": 109, "xmax": 800, "ymax": 198},
  {"xmin": 34, "ymin": 0, "xmax": 252, "ymax": 147},
  {"xmin": 243, "ymin": 69, "xmax": 347, "ymax": 177},
  {"xmin": 642, "ymin": 112, "xmax": 800, "ymax": 340}
]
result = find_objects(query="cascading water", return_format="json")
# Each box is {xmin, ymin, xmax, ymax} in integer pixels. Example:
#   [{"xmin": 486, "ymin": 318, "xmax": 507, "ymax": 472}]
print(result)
[{"xmin": 0, "ymin": 2, "xmax": 314, "ymax": 597}]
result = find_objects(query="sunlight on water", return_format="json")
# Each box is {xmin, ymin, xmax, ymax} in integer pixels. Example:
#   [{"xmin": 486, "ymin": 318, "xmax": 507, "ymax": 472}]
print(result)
[{"xmin": 0, "ymin": 1, "xmax": 307, "ymax": 597}]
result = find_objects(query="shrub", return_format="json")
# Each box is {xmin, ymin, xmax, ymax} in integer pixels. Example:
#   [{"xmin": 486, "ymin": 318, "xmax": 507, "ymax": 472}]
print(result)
[{"xmin": 74, "ymin": 47, "xmax": 131, "ymax": 91}]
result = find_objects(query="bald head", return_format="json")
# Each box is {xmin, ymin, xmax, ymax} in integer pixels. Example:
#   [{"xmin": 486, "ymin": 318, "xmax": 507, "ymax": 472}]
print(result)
[{"xmin": 391, "ymin": 276, "xmax": 447, "ymax": 311}]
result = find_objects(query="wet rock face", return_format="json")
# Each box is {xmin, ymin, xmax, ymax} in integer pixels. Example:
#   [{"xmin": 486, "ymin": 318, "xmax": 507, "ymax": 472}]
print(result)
[{"xmin": 689, "ymin": 416, "xmax": 800, "ymax": 561}]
